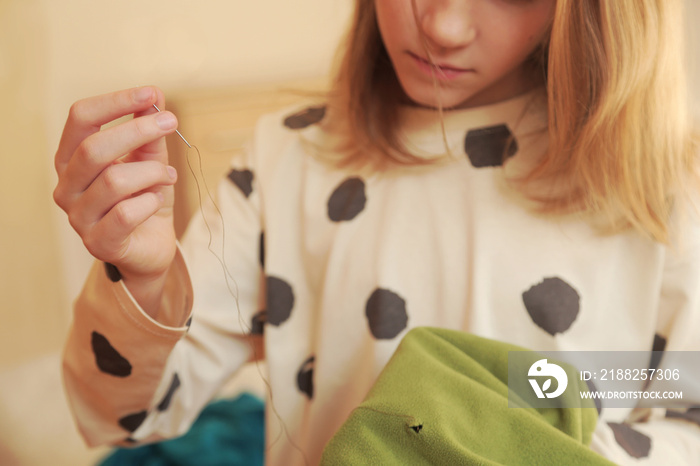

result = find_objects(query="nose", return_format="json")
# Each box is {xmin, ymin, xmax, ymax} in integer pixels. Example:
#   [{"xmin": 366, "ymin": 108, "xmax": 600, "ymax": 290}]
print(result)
[{"xmin": 419, "ymin": 0, "xmax": 477, "ymax": 51}]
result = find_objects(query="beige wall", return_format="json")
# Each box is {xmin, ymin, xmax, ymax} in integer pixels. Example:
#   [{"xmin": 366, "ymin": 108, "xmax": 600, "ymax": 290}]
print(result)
[
  {"xmin": 0, "ymin": 0, "xmax": 352, "ymax": 368},
  {"xmin": 0, "ymin": 1, "xmax": 66, "ymax": 367},
  {"xmin": 689, "ymin": 0, "xmax": 700, "ymax": 120}
]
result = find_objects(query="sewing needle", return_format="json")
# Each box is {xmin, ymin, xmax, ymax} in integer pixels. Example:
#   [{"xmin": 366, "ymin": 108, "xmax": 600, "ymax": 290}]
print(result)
[{"xmin": 152, "ymin": 104, "xmax": 192, "ymax": 148}]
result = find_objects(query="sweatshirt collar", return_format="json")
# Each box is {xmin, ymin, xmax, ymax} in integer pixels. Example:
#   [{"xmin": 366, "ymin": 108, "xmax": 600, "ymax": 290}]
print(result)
[{"xmin": 397, "ymin": 87, "xmax": 548, "ymax": 162}]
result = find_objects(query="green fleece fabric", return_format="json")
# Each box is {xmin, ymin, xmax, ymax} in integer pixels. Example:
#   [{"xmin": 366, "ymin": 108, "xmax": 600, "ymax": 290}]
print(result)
[{"xmin": 321, "ymin": 327, "xmax": 615, "ymax": 465}]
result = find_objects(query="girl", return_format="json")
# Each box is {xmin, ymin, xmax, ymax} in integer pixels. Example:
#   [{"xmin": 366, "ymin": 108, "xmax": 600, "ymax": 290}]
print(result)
[{"xmin": 54, "ymin": 0, "xmax": 700, "ymax": 464}]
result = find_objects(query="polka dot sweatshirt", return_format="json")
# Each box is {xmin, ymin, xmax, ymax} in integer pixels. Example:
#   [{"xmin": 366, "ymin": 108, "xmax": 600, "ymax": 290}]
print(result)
[{"xmin": 63, "ymin": 90, "xmax": 700, "ymax": 465}]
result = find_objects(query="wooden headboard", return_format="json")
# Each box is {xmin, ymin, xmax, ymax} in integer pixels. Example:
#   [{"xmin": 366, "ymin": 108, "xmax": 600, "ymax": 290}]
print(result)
[{"xmin": 166, "ymin": 77, "xmax": 328, "ymax": 238}]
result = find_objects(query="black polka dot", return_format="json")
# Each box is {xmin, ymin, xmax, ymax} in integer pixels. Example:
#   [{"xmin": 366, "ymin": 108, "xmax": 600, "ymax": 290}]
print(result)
[
  {"xmin": 104, "ymin": 262, "xmax": 122, "ymax": 282},
  {"xmin": 259, "ymin": 232, "xmax": 265, "ymax": 268},
  {"xmin": 649, "ymin": 333, "xmax": 667, "ymax": 371},
  {"xmin": 227, "ymin": 169, "xmax": 254, "ymax": 198},
  {"xmin": 91, "ymin": 331, "xmax": 132, "ymax": 377},
  {"xmin": 297, "ymin": 356, "xmax": 315, "ymax": 399},
  {"xmin": 642, "ymin": 333, "xmax": 668, "ymax": 391},
  {"xmin": 652, "ymin": 333, "xmax": 667, "ymax": 352},
  {"xmin": 666, "ymin": 407, "xmax": 700, "ymax": 427},
  {"xmin": 157, "ymin": 373, "xmax": 181, "ymax": 412},
  {"xmin": 522, "ymin": 277, "xmax": 580, "ymax": 336},
  {"xmin": 185, "ymin": 316, "xmax": 192, "ymax": 329},
  {"xmin": 283, "ymin": 105, "xmax": 326, "ymax": 129},
  {"xmin": 251, "ymin": 310, "xmax": 266, "ymax": 335},
  {"xmin": 607, "ymin": 422, "xmax": 651, "ymax": 459},
  {"xmin": 266, "ymin": 276, "xmax": 295, "ymax": 326},
  {"xmin": 585, "ymin": 378, "xmax": 602, "ymax": 416},
  {"xmin": 464, "ymin": 124, "xmax": 518, "ymax": 168},
  {"xmin": 327, "ymin": 177, "xmax": 367, "ymax": 222},
  {"xmin": 119, "ymin": 411, "xmax": 148, "ymax": 433},
  {"xmin": 365, "ymin": 288, "xmax": 409, "ymax": 340}
]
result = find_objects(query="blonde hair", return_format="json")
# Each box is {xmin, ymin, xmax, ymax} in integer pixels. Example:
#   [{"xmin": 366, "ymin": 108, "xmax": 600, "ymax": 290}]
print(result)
[
  {"xmin": 322, "ymin": 0, "xmax": 433, "ymax": 168},
  {"xmin": 530, "ymin": 0, "xmax": 699, "ymax": 242},
  {"xmin": 322, "ymin": 0, "xmax": 698, "ymax": 242}
]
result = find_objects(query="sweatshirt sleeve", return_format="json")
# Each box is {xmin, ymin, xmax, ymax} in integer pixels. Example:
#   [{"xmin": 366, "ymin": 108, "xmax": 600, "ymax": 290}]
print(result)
[
  {"xmin": 62, "ymin": 138, "xmax": 265, "ymax": 448},
  {"xmin": 590, "ymin": 197, "xmax": 700, "ymax": 464}
]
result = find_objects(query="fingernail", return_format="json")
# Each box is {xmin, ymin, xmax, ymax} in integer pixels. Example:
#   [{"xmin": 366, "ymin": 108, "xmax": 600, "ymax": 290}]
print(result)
[
  {"xmin": 167, "ymin": 166, "xmax": 177, "ymax": 180},
  {"xmin": 134, "ymin": 87, "xmax": 154, "ymax": 103},
  {"xmin": 156, "ymin": 191, "xmax": 165, "ymax": 203},
  {"xmin": 156, "ymin": 112, "xmax": 177, "ymax": 130}
]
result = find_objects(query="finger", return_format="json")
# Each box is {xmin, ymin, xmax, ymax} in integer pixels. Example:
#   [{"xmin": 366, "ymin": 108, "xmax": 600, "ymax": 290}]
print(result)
[
  {"xmin": 129, "ymin": 89, "xmax": 175, "ymax": 161},
  {"xmin": 58, "ymin": 110, "xmax": 178, "ymax": 200},
  {"xmin": 55, "ymin": 86, "xmax": 165, "ymax": 175},
  {"xmin": 134, "ymin": 86, "xmax": 166, "ymax": 118},
  {"xmin": 83, "ymin": 191, "xmax": 165, "ymax": 262},
  {"xmin": 69, "ymin": 161, "xmax": 177, "ymax": 234}
]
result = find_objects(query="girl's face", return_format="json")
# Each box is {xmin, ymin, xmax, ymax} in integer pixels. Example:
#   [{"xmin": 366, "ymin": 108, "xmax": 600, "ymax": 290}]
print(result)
[{"xmin": 375, "ymin": 0, "xmax": 556, "ymax": 109}]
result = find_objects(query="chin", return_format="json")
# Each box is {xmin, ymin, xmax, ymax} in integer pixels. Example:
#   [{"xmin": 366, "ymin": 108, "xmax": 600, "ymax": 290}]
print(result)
[{"xmin": 403, "ymin": 87, "xmax": 478, "ymax": 110}]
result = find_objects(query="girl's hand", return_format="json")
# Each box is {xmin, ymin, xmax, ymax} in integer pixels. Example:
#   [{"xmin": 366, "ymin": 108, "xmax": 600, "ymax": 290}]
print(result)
[{"xmin": 53, "ymin": 86, "xmax": 179, "ymax": 316}]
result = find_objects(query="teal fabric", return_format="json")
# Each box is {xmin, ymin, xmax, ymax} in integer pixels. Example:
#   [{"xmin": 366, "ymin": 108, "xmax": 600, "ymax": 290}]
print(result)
[
  {"xmin": 99, "ymin": 393, "xmax": 264, "ymax": 466},
  {"xmin": 322, "ymin": 327, "xmax": 615, "ymax": 465}
]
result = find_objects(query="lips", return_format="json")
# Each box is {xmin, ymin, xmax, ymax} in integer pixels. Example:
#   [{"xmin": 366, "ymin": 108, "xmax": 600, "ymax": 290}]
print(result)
[
  {"xmin": 409, "ymin": 52, "xmax": 471, "ymax": 73},
  {"xmin": 407, "ymin": 52, "xmax": 473, "ymax": 81}
]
